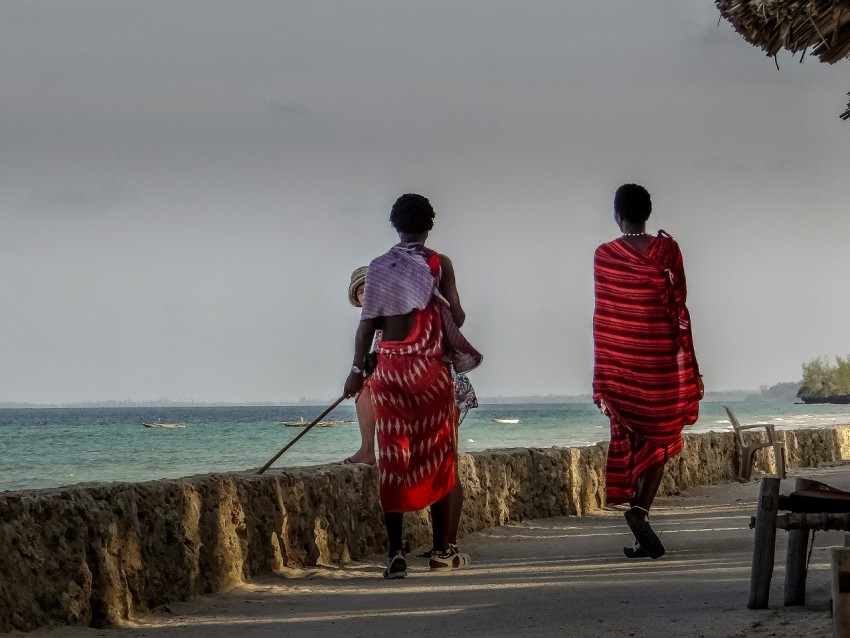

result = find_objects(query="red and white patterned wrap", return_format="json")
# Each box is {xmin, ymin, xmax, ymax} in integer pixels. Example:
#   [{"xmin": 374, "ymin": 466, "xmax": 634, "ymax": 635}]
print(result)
[{"xmin": 371, "ymin": 301, "xmax": 458, "ymax": 512}]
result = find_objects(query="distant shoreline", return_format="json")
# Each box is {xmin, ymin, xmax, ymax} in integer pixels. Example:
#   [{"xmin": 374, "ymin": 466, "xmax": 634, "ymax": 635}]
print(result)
[{"xmin": 0, "ymin": 390, "xmax": 779, "ymax": 409}]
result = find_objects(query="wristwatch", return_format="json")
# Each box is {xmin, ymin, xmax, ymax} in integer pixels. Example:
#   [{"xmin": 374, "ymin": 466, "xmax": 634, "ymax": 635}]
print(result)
[{"xmin": 351, "ymin": 365, "xmax": 363, "ymax": 375}]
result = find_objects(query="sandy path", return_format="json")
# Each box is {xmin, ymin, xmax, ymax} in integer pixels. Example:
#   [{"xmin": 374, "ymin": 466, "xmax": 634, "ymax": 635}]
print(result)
[{"xmin": 12, "ymin": 466, "xmax": 850, "ymax": 637}]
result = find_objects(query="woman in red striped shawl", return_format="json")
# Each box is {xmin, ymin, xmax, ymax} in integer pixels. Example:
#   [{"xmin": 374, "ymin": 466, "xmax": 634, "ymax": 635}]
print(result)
[
  {"xmin": 593, "ymin": 183, "xmax": 704, "ymax": 559},
  {"xmin": 344, "ymin": 193, "xmax": 482, "ymax": 579}
]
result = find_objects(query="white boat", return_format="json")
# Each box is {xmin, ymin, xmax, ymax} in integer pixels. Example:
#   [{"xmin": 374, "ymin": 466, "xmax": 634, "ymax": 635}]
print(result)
[
  {"xmin": 491, "ymin": 419, "xmax": 519, "ymax": 424},
  {"xmin": 143, "ymin": 422, "xmax": 185, "ymax": 429},
  {"xmin": 282, "ymin": 418, "xmax": 356, "ymax": 428}
]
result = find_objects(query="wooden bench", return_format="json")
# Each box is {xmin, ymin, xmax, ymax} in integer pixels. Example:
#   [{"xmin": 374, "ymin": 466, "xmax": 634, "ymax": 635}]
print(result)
[{"xmin": 749, "ymin": 477, "xmax": 850, "ymax": 608}]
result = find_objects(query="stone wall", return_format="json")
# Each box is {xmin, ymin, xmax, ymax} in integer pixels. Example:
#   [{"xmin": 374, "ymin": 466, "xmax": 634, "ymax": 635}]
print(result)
[{"xmin": 1, "ymin": 426, "xmax": 849, "ymax": 632}]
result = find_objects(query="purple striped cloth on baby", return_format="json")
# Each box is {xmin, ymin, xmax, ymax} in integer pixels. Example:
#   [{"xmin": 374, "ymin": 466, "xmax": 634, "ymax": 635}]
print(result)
[
  {"xmin": 360, "ymin": 243, "xmax": 437, "ymax": 320},
  {"xmin": 361, "ymin": 242, "xmax": 482, "ymax": 374}
]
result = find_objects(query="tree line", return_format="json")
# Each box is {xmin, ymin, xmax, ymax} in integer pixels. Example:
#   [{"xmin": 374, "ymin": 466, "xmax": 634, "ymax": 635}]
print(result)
[{"xmin": 798, "ymin": 356, "xmax": 850, "ymax": 399}]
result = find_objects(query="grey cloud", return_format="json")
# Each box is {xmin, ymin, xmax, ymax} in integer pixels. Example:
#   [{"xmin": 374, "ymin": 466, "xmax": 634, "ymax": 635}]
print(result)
[
  {"xmin": 340, "ymin": 202, "xmax": 384, "ymax": 218},
  {"xmin": 268, "ymin": 101, "xmax": 322, "ymax": 120},
  {"xmin": 26, "ymin": 184, "xmax": 130, "ymax": 215},
  {"xmin": 2, "ymin": 1, "xmax": 850, "ymax": 403},
  {"xmin": 266, "ymin": 100, "xmax": 331, "ymax": 143}
]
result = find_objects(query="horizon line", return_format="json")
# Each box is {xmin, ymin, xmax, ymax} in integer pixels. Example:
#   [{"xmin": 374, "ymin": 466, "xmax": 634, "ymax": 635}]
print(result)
[{"xmin": 0, "ymin": 389, "xmax": 769, "ymax": 409}]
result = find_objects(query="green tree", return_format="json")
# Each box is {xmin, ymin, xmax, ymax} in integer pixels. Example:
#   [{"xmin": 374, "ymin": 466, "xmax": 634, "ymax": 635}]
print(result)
[
  {"xmin": 833, "ymin": 355, "xmax": 850, "ymax": 395},
  {"xmin": 798, "ymin": 356, "xmax": 836, "ymax": 398}
]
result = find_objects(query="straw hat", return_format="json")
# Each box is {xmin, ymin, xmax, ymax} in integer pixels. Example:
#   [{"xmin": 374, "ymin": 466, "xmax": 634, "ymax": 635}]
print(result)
[{"xmin": 348, "ymin": 266, "xmax": 368, "ymax": 307}]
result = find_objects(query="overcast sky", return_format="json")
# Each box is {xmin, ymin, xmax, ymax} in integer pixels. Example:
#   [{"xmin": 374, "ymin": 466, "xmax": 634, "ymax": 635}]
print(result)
[{"xmin": 2, "ymin": 1, "xmax": 850, "ymax": 404}]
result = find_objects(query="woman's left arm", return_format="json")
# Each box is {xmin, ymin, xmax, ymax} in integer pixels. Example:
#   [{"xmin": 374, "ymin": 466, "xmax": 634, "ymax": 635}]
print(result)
[{"xmin": 438, "ymin": 254, "xmax": 466, "ymax": 327}]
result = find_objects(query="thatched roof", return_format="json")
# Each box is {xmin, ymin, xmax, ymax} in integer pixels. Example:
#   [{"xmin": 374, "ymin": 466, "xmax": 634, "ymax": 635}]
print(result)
[
  {"xmin": 716, "ymin": 1, "xmax": 850, "ymax": 63},
  {"xmin": 716, "ymin": 1, "xmax": 850, "ymax": 119}
]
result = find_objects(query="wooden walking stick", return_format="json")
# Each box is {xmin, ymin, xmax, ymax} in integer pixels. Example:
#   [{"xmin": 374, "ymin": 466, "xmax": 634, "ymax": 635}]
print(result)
[{"xmin": 256, "ymin": 395, "xmax": 346, "ymax": 475}]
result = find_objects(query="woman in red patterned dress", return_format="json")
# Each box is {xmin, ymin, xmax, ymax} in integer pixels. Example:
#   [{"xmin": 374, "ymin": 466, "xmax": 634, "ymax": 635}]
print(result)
[
  {"xmin": 593, "ymin": 183, "xmax": 704, "ymax": 559},
  {"xmin": 344, "ymin": 193, "xmax": 481, "ymax": 578}
]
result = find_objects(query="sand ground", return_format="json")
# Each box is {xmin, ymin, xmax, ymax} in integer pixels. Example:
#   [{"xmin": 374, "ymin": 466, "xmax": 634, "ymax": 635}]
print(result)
[{"xmin": 9, "ymin": 464, "xmax": 850, "ymax": 637}]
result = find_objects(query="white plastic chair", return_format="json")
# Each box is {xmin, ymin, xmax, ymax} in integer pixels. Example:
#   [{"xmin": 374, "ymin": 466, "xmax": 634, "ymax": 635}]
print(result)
[{"xmin": 724, "ymin": 405, "xmax": 786, "ymax": 483}]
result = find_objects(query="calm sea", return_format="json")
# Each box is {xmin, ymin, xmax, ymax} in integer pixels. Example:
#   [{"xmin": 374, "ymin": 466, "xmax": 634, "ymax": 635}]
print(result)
[{"xmin": 2, "ymin": 401, "xmax": 850, "ymax": 492}]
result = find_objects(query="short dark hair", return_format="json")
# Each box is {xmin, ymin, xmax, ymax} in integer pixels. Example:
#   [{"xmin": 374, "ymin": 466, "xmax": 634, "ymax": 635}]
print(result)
[
  {"xmin": 389, "ymin": 193, "xmax": 435, "ymax": 234},
  {"xmin": 613, "ymin": 184, "xmax": 652, "ymax": 223}
]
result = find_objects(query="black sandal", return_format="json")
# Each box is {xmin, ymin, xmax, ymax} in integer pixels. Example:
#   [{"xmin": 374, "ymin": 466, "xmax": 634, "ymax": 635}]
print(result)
[
  {"xmin": 623, "ymin": 541, "xmax": 650, "ymax": 559},
  {"xmin": 624, "ymin": 507, "xmax": 665, "ymax": 559}
]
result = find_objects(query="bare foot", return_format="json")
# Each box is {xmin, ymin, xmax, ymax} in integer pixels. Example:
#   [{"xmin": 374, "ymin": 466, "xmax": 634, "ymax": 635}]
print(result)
[{"xmin": 343, "ymin": 450, "xmax": 376, "ymax": 465}]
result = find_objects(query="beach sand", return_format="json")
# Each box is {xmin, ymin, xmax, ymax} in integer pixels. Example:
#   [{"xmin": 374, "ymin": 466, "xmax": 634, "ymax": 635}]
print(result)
[{"xmin": 10, "ymin": 465, "xmax": 850, "ymax": 637}]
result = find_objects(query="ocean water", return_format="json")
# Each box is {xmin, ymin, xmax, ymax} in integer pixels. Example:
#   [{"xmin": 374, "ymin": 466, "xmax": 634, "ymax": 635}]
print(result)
[{"xmin": 2, "ymin": 401, "xmax": 850, "ymax": 492}]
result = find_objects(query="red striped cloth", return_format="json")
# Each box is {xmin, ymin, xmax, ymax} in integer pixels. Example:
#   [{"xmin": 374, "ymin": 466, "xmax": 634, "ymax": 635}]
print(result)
[
  {"xmin": 371, "ymin": 301, "xmax": 458, "ymax": 512},
  {"xmin": 592, "ymin": 231, "xmax": 700, "ymax": 506}
]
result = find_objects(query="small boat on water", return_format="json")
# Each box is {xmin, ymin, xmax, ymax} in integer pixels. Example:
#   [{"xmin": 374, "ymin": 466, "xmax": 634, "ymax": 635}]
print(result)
[
  {"xmin": 491, "ymin": 419, "xmax": 519, "ymax": 424},
  {"xmin": 282, "ymin": 417, "xmax": 356, "ymax": 428},
  {"xmin": 143, "ymin": 422, "xmax": 186, "ymax": 429}
]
